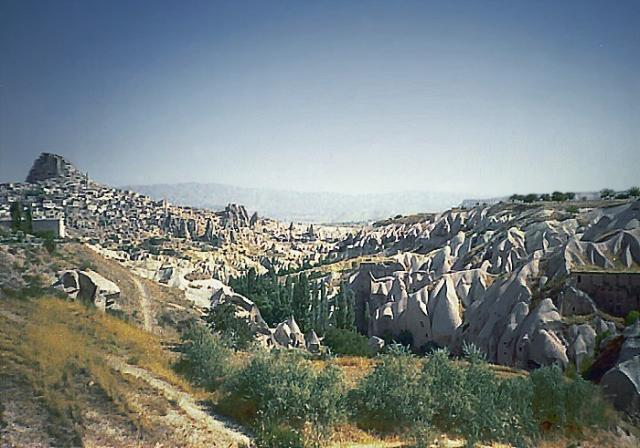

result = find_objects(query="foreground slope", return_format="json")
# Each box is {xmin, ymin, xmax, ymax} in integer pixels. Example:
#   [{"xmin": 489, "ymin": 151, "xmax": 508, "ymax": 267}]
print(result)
[{"xmin": 0, "ymin": 295, "xmax": 250, "ymax": 447}]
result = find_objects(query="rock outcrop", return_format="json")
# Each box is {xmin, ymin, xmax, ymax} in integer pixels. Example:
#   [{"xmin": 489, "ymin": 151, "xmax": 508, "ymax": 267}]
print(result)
[
  {"xmin": 344, "ymin": 199, "xmax": 640, "ymax": 370},
  {"xmin": 601, "ymin": 355, "xmax": 640, "ymax": 414},
  {"xmin": 26, "ymin": 153, "xmax": 85, "ymax": 183},
  {"xmin": 53, "ymin": 269, "xmax": 120, "ymax": 311}
]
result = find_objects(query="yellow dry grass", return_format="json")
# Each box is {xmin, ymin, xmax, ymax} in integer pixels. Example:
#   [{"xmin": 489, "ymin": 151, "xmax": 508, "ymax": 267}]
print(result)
[{"xmin": 25, "ymin": 297, "xmax": 194, "ymax": 393}]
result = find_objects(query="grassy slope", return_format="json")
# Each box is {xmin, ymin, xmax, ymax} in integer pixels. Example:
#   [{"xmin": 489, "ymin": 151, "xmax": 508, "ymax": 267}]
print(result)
[{"xmin": 0, "ymin": 295, "xmax": 247, "ymax": 447}]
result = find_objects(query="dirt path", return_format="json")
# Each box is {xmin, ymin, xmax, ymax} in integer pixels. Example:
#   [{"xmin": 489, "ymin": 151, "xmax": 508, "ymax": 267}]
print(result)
[
  {"xmin": 131, "ymin": 276, "xmax": 153, "ymax": 332},
  {"xmin": 107, "ymin": 356, "xmax": 252, "ymax": 447}
]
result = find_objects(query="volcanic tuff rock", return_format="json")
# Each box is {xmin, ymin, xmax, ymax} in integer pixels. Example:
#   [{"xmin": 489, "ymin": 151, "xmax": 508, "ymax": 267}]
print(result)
[
  {"xmin": 53, "ymin": 269, "xmax": 120, "ymax": 312},
  {"xmin": 344, "ymin": 199, "xmax": 640, "ymax": 369},
  {"xmin": 26, "ymin": 153, "xmax": 85, "ymax": 183},
  {"xmin": 601, "ymin": 354, "xmax": 640, "ymax": 414}
]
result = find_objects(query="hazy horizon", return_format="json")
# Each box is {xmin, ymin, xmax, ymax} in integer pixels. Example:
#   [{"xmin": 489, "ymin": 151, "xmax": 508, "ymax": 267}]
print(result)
[{"xmin": 1, "ymin": 0, "xmax": 639, "ymax": 196}]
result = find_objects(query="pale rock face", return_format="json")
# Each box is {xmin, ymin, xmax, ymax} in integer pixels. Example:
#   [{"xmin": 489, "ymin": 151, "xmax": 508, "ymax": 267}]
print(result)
[
  {"xmin": 429, "ymin": 277, "xmax": 462, "ymax": 347},
  {"xmin": 54, "ymin": 269, "xmax": 120, "ymax": 311},
  {"xmin": 495, "ymin": 301, "xmax": 529, "ymax": 365},
  {"xmin": 601, "ymin": 355, "xmax": 640, "ymax": 414},
  {"xmin": 567, "ymin": 323, "xmax": 596, "ymax": 370},
  {"xmin": 397, "ymin": 288, "xmax": 431, "ymax": 348},
  {"xmin": 527, "ymin": 328, "xmax": 569, "ymax": 369},
  {"xmin": 557, "ymin": 286, "xmax": 597, "ymax": 316},
  {"xmin": 339, "ymin": 199, "xmax": 640, "ymax": 372},
  {"xmin": 513, "ymin": 299, "xmax": 568, "ymax": 369}
]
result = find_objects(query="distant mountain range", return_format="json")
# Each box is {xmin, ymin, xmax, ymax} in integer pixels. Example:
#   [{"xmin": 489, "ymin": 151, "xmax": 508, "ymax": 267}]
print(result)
[{"xmin": 122, "ymin": 182, "xmax": 466, "ymax": 223}]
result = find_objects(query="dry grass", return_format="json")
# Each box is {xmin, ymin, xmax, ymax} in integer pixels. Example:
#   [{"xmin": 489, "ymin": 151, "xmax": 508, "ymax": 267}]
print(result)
[
  {"xmin": 25, "ymin": 297, "xmax": 194, "ymax": 393},
  {"xmin": 0, "ymin": 294, "xmax": 213, "ymax": 444},
  {"xmin": 327, "ymin": 424, "xmax": 404, "ymax": 447}
]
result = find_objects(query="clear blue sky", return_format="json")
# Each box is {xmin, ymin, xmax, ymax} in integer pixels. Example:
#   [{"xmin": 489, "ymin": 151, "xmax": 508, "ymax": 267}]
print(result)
[{"xmin": 1, "ymin": 0, "xmax": 638, "ymax": 195}]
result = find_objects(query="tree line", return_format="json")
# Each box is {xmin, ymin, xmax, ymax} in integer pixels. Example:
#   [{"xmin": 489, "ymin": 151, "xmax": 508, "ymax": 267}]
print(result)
[
  {"xmin": 509, "ymin": 191, "xmax": 576, "ymax": 203},
  {"xmin": 600, "ymin": 186, "xmax": 640, "ymax": 200}
]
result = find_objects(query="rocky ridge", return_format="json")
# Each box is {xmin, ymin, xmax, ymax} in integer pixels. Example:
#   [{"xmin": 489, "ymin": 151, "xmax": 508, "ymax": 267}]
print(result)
[{"xmin": 342, "ymin": 201, "xmax": 640, "ymax": 374}]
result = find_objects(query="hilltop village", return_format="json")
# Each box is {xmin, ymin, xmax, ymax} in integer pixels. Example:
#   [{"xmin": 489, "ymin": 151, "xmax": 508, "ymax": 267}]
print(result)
[{"xmin": 0, "ymin": 153, "xmax": 351, "ymax": 286}]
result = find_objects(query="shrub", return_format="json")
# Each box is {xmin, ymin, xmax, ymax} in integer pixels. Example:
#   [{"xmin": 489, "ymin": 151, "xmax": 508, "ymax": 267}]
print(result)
[
  {"xmin": 422, "ymin": 350, "xmax": 538, "ymax": 447},
  {"xmin": 530, "ymin": 366, "xmax": 610, "ymax": 436},
  {"xmin": 323, "ymin": 328, "xmax": 371, "ymax": 357},
  {"xmin": 349, "ymin": 350, "xmax": 426, "ymax": 432},
  {"xmin": 625, "ymin": 310, "xmax": 640, "ymax": 327},
  {"xmin": 350, "ymin": 348, "xmax": 539, "ymax": 447},
  {"xmin": 178, "ymin": 323, "xmax": 231, "ymax": 389},
  {"xmin": 226, "ymin": 351, "xmax": 345, "ymax": 447},
  {"xmin": 462, "ymin": 341, "xmax": 486, "ymax": 363},
  {"xmin": 205, "ymin": 302, "xmax": 254, "ymax": 350},
  {"xmin": 43, "ymin": 235, "xmax": 56, "ymax": 254}
]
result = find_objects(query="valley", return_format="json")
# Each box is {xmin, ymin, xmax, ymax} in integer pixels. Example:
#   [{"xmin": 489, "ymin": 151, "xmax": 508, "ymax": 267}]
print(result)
[{"xmin": 1, "ymin": 153, "xmax": 639, "ymax": 447}]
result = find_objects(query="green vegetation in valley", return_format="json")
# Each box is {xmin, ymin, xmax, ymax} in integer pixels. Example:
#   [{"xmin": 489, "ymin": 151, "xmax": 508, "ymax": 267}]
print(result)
[
  {"xmin": 229, "ymin": 268, "xmax": 356, "ymax": 335},
  {"xmin": 177, "ymin": 322, "xmax": 617, "ymax": 448}
]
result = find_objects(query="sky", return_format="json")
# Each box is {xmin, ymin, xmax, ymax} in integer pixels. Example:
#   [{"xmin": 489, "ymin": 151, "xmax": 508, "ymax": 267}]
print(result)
[{"xmin": 0, "ymin": 0, "xmax": 638, "ymax": 196}]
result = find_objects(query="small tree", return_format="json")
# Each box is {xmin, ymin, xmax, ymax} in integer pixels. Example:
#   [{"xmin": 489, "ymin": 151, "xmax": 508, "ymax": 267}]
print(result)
[
  {"xmin": 205, "ymin": 302, "xmax": 254, "ymax": 349},
  {"xmin": 43, "ymin": 233, "xmax": 56, "ymax": 254},
  {"xmin": 23, "ymin": 206, "xmax": 33, "ymax": 233},
  {"xmin": 600, "ymin": 188, "xmax": 615, "ymax": 199},
  {"xmin": 509, "ymin": 194, "xmax": 524, "ymax": 202},
  {"xmin": 318, "ymin": 282, "xmax": 329, "ymax": 335},
  {"xmin": 629, "ymin": 186, "xmax": 640, "ymax": 198},
  {"xmin": 179, "ymin": 323, "xmax": 230, "ymax": 389},
  {"xmin": 9, "ymin": 202, "xmax": 22, "ymax": 231}
]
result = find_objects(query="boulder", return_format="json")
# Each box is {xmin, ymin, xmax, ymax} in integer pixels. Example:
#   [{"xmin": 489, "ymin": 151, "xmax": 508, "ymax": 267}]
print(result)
[
  {"xmin": 601, "ymin": 355, "xmax": 640, "ymax": 415},
  {"xmin": 305, "ymin": 330, "xmax": 321, "ymax": 354},
  {"xmin": 77, "ymin": 270, "xmax": 120, "ymax": 311},
  {"xmin": 368, "ymin": 336, "xmax": 385, "ymax": 354},
  {"xmin": 54, "ymin": 269, "xmax": 120, "ymax": 311},
  {"xmin": 557, "ymin": 286, "xmax": 596, "ymax": 316}
]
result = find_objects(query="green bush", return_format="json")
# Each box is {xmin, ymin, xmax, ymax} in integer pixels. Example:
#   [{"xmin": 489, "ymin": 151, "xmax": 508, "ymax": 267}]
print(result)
[
  {"xmin": 419, "ymin": 350, "xmax": 534, "ymax": 447},
  {"xmin": 323, "ymin": 328, "xmax": 371, "ymax": 357},
  {"xmin": 351, "ymin": 348, "xmax": 536, "ymax": 446},
  {"xmin": 227, "ymin": 351, "xmax": 345, "ymax": 447},
  {"xmin": 530, "ymin": 366, "xmax": 609, "ymax": 435},
  {"xmin": 205, "ymin": 302, "xmax": 255, "ymax": 350},
  {"xmin": 349, "ymin": 350, "xmax": 427, "ymax": 432},
  {"xmin": 178, "ymin": 323, "xmax": 231, "ymax": 389},
  {"xmin": 625, "ymin": 310, "xmax": 640, "ymax": 327}
]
